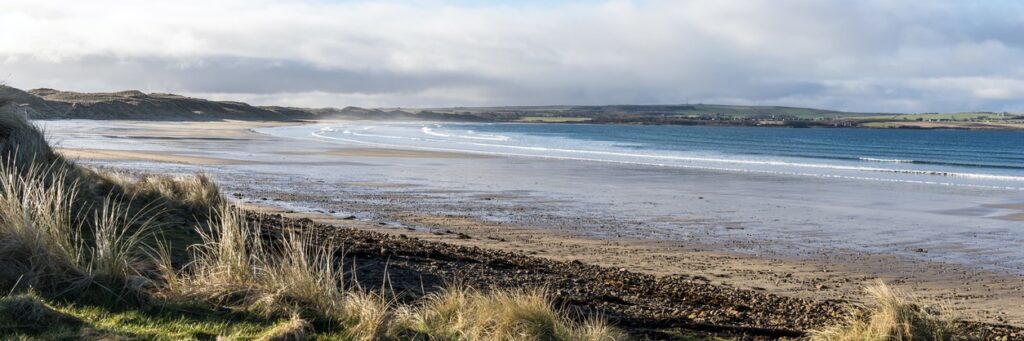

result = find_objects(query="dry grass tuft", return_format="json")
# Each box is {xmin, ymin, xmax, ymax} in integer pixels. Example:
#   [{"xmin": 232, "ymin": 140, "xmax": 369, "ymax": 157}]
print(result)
[
  {"xmin": 86, "ymin": 195, "xmax": 159, "ymax": 297},
  {"xmin": 161, "ymin": 205, "xmax": 401, "ymax": 339},
  {"xmin": 0, "ymin": 110, "xmax": 157, "ymax": 296},
  {"xmin": 393, "ymin": 285, "xmax": 625, "ymax": 341},
  {"xmin": 162, "ymin": 206, "xmax": 342, "ymax": 316},
  {"xmin": 254, "ymin": 228, "xmax": 349, "ymax": 319},
  {"xmin": 257, "ymin": 314, "xmax": 311, "ymax": 341},
  {"xmin": 131, "ymin": 173, "xmax": 224, "ymax": 210},
  {"xmin": 163, "ymin": 206, "xmax": 621, "ymax": 340},
  {"xmin": 810, "ymin": 281, "xmax": 956, "ymax": 341},
  {"xmin": 0, "ymin": 161, "xmax": 87, "ymax": 291},
  {"xmin": 0, "ymin": 161, "xmax": 159, "ymax": 295},
  {"xmin": 160, "ymin": 204, "xmax": 261, "ymax": 306},
  {"xmin": 98, "ymin": 171, "xmax": 225, "ymax": 214}
]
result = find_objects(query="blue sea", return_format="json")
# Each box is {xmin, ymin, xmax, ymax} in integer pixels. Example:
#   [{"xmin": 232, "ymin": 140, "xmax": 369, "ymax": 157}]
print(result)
[{"xmin": 292, "ymin": 122, "xmax": 1024, "ymax": 190}]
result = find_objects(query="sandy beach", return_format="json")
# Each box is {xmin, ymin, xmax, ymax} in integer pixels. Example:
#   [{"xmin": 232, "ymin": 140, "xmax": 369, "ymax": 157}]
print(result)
[
  {"xmin": 58, "ymin": 148, "xmax": 244, "ymax": 165},
  {"xmin": 42, "ymin": 119, "xmax": 1024, "ymax": 327}
]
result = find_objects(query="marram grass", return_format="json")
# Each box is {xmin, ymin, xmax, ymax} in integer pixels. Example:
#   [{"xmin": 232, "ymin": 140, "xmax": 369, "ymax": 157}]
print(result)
[
  {"xmin": 809, "ymin": 281, "xmax": 957, "ymax": 341},
  {"xmin": 0, "ymin": 107, "xmax": 623, "ymax": 340}
]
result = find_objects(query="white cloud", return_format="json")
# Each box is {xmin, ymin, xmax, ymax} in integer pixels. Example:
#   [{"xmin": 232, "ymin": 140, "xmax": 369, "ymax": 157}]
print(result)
[{"xmin": 1, "ymin": 0, "xmax": 1023, "ymax": 112}]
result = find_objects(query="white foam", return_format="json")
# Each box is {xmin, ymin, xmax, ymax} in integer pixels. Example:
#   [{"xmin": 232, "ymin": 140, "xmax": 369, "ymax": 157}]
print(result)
[
  {"xmin": 302, "ymin": 126, "xmax": 1024, "ymax": 191},
  {"xmin": 422, "ymin": 125, "xmax": 509, "ymax": 141},
  {"xmin": 421, "ymin": 127, "xmax": 451, "ymax": 137},
  {"xmin": 860, "ymin": 157, "xmax": 914, "ymax": 163}
]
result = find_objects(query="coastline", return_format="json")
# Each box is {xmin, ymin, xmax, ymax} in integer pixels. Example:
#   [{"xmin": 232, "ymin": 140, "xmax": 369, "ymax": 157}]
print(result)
[
  {"xmin": 43, "ymin": 119, "xmax": 1024, "ymax": 327},
  {"xmin": 553, "ymin": 119, "xmax": 1024, "ymax": 131},
  {"xmin": 247, "ymin": 204, "xmax": 1024, "ymax": 326}
]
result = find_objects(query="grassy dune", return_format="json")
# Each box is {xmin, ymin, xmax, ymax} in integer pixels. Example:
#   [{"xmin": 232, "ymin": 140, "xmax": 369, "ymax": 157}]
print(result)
[
  {"xmin": 0, "ymin": 104, "xmax": 975, "ymax": 340},
  {"xmin": 0, "ymin": 104, "xmax": 621, "ymax": 340}
]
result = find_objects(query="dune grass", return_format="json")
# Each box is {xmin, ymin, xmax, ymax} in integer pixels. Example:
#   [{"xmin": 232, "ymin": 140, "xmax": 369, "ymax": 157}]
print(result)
[
  {"xmin": 157, "ymin": 205, "xmax": 358, "ymax": 322},
  {"xmin": 0, "ymin": 160, "xmax": 84, "ymax": 292},
  {"xmin": 392, "ymin": 285, "xmax": 625, "ymax": 341},
  {"xmin": 0, "ymin": 107, "xmax": 622, "ymax": 340},
  {"xmin": 809, "ymin": 281, "xmax": 956, "ymax": 341},
  {"xmin": 258, "ymin": 314, "xmax": 311, "ymax": 341},
  {"xmin": 99, "ymin": 171, "xmax": 224, "ymax": 214},
  {"xmin": 158, "ymin": 205, "xmax": 623, "ymax": 340}
]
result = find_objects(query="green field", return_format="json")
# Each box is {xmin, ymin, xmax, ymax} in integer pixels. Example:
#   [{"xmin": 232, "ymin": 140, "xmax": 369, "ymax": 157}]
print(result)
[
  {"xmin": 516, "ymin": 116, "xmax": 593, "ymax": 122},
  {"xmin": 853, "ymin": 112, "xmax": 1022, "ymax": 121}
]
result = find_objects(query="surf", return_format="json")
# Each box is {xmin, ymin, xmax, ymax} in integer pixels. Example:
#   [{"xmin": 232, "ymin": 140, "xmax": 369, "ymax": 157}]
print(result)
[{"xmin": 291, "ymin": 123, "xmax": 1024, "ymax": 190}]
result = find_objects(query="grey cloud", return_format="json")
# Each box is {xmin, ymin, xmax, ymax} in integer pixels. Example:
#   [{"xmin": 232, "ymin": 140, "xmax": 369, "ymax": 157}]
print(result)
[
  {"xmin": 2, "ymin": 54, "xmax": 500, "ymax": 95},
  {"xmin": 2, "ymin": 0, "xmax": 1024, "ymax": 112}
]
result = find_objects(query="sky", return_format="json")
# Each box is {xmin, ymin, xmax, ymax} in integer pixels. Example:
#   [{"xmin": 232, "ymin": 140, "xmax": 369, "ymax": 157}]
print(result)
[{"xmin": 1, "ymin": 0, "xmax": 1023, "ymax": 113}]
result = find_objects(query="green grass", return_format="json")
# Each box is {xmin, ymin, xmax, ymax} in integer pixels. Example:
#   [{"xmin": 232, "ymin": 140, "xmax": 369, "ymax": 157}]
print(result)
[
  {"xmin": 860, "ymin": 122, "xmax": 903, "ymax": 128},
  {"xmin": 517, "ymin": 116, "xmax": 593, "ymax": 123},
  {"xmin": 423, "ymin": 104, "xmax": 861, "ymax": 120},
  {"xmin": 51, "ymin": 302, "xmax": 273, "ymax": 339},
  {"xmin": 1, "ymin": 291, "xmax": 287, "ymax": 340},
  {"xmin": 853, "ymin": 112, "xmax": 1022, "ymax": 121},
  {"xmin": 683, "ymin": 104, "xmax": 857, "ymax": 119}
]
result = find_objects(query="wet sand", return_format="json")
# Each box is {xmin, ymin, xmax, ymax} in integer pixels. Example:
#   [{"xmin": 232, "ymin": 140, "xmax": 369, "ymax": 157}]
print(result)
[
  {"xmin": 989, "ymin": 204, "xmax": 1024, "ymax": 221},
  {"xmin": 42, "ymin": 119, "xmax": 1024, "ymax": 326},
  {"xmin": 317, "ymin": 148, "xmax": 492, "ymax": 159},
  {"xmin": 58, "ymin": 148, "xmax": 245, "ymax": 165}
]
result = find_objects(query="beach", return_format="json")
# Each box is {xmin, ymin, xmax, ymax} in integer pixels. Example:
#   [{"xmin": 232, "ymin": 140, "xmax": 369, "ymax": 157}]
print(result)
[{"xmin": 41, "ymin": 119, "xmax": 1024, "ymax": 326}]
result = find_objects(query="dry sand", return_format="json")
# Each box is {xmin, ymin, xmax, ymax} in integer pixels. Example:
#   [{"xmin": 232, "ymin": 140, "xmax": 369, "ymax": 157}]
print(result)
[
  {"xmin": 316, "ymin": 148, "xmax": 491, "ymax": 159},
  {"xmin": 55, "ymin": 120, "xmax": 294, "ymax": 165},
  {"xmin": 58, "ymin": 148, "xmax": 244, "ymax": 165},
  {"xmin": 989, "ymin": 204, "xmax": 1024, "ymax": 221}
]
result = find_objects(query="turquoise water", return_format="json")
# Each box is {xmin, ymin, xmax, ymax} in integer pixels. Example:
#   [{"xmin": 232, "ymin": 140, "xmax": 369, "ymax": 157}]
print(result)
[{"xmin": 293, "ymin": 122, "xmax": 1024, "ymax": 190}]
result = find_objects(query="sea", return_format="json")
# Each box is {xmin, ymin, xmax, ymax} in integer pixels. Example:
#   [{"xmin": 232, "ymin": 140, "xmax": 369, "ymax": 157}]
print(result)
[{"xmin": 277, "ymin": 122, "xmax": 1024, "ymax": 190}]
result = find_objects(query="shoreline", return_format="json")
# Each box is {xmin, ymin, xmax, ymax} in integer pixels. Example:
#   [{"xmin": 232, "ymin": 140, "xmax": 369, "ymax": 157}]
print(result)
[
  {"xmin": 531, "ymin": 120, "xmax": 1024, "ymax": 131},
  {"xmin": 244, "ymin": 202, "xmax": 1024, "ymax": 326},
  {"xmin": 45, "ymin": 119, "xmax": 1024, "ymax": 327}
]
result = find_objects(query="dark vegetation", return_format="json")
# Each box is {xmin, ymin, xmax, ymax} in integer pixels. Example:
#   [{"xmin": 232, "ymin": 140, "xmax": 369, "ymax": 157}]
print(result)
[{"xmin": 5, "ymin": 85, "xmax": 1021, "ymax": 129}]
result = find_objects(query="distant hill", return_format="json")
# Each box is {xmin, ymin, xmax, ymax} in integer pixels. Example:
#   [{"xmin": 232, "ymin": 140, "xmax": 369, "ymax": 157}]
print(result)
[
  {"xmin": 407, "ymin": 105, "xmax": 1022, "ymax": 129},
  {"xmin": 0, "ymin": 85, "xmax": 868, "ymax": 122},
  {"xmin": 0, "ymin": 85, "xmax": 493, "ymax": 122},
  {"xmin": 417, "ymin": 104, "xmax": 867, "ymax": 121},
  {"xmin": 1, "ymin": 86, "xmax": 311, "ymax": 121},
  {"xmin": 0, "ymin": 86, "xmax": 70, "ymax": 119},
  {"xmin": 4, "ymin": 85, "xmax": 1019, "ymax": 129},
  {"xmin": 310, "ymin": 106, "xmax": 491, "ymax": 122}
]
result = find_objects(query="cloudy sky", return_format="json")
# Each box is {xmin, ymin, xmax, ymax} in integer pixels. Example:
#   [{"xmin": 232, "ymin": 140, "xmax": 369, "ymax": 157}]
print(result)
[{"xmin": 2, "ymin": 0, "xmax": 1023, "ymax": 112}]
